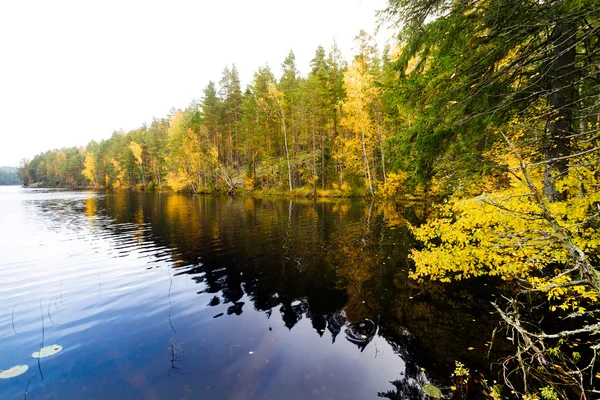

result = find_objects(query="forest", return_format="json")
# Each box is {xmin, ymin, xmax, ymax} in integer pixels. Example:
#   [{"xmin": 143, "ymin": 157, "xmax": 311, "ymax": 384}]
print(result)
[
  {"xmin": 16, "ymin": 0, "xmax": 600, "ymax": 398},
  {"xmin": 0, "ymin": 166, "xmax": 20, "ymax": 185},
  {"xmin": 18, "ymin": 31, "xmax": 401, "ymax": 197}
]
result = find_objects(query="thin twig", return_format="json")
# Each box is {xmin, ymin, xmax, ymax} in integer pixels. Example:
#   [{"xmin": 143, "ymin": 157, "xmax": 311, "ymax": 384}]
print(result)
[
  {"xmin": 38, "ymin": 300, "xmax": 44, "ymax": 380},
  {"xmin": 12, "ymin": 305, "xmax": 17, "ymax": 334}
]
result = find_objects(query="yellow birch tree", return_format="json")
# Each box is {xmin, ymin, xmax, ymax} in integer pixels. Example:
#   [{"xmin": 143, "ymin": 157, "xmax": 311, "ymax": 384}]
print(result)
[
  {"xmin": 129, "ymin": 141, "xmax": 145, "ymax": 186},
  {"xmin": 266, "ymin": 81, "xmax": 293, "ymax": 192},
  {"xmin": 82, "ymin": 152, "xmax": 97, "ymax": 187},
  {"xmin": 339, "ymin": 59, "xmax": 378, "ymax": 195}
]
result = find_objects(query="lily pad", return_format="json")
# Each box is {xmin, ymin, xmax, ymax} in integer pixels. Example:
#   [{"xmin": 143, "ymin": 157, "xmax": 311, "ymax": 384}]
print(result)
[
  {"xmin": 32, "ymin": 344, "xmax": 63, "ymax": 359},
  {"xmin": 422, "ymin": 383, "xmax": 442, "ymax": 398},
  {"xmin": 0, "ymin": 365, "xmax": 28, "ymax": 379}
]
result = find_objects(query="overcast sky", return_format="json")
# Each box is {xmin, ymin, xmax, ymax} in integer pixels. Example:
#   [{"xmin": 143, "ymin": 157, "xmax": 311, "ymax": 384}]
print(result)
[{"xmin": 0, "ymin": 0, "xmax": 393, "ymax": 166}]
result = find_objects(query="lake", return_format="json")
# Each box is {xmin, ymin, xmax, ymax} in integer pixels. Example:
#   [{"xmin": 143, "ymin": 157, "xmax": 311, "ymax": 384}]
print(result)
[{"xmin": 0, "ymin": 187, "xmax": 502, "ymax": 399}]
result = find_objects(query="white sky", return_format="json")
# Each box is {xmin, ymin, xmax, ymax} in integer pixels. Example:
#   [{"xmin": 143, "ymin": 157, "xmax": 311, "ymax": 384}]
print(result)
[{"xmin": 0, "ymin": 0, "xmax": 393, "ymax": 167}]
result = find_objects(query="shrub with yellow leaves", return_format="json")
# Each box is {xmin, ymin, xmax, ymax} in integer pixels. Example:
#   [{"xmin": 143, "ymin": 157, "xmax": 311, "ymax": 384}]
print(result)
[
  {"xmin": 377, "ymin": 171, "xmax": 408, "ymax": 198},
  {"xmin": 410, "ymin": 108, "xmax": 600, "ymax": 313},
  {"xmin": 410, "ymin": 160, "xmax": 600, "ymax": 311},
  {"xmin": 409, "ymin": 109, "xmax": 600, "ymax": 398},
  {"xmin": 243, "ymin": 173, "xmax": 255, "ymax": 191}
]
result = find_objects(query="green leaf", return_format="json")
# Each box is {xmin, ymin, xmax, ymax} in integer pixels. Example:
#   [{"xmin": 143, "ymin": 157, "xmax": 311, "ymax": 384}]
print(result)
[
  {"xmin": 32, "ymin": 344, "xmax": 63, "ymax": 359},
  {"xmin": 0, "ymin": 365, "xmax": 28, "ymax": 379},
  {"xmin": 422, "ymin": 383, "xmax": 443, "ymax": 398}
]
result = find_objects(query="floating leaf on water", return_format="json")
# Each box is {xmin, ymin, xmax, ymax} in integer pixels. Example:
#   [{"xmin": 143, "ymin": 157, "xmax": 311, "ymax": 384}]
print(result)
[
  {"xmin": 32, "ymin": 344, "xmax": 63, "ymax": 359},
  {"xmin": 467, "ymin": 347, "xmax": 475, "ymax": 351},
  {"xmin": 422, "ymin": 384, "xmax": 442, "ymax": 398},
  {"xmin": 0, "ymin": 365, "xmax": 28, "ymax": 379}
]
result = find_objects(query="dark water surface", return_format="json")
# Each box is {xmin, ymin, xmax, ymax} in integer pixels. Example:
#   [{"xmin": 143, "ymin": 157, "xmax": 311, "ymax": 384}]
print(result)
[{"xmin": 0, "ymin": 187, "xmax": 500, "ymax": 399}]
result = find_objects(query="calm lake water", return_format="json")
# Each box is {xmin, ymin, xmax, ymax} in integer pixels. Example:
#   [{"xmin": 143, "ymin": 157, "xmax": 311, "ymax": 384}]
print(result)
[{"xmin": 0, "ymin": 187, "xmax": 502, "ymax": 399}]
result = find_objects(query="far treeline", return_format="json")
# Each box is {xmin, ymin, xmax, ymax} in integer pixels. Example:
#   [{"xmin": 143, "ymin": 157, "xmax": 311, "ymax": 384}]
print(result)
[
  {"xmin": 0, "ymin": 167, "xmax": 21, "ymax": 185},
  {"xmin": 17, "ymin": 0, "xmax": 600, "ymax": 398},
  {"xmin": 18, "ymin": 31, "xmax": 407, "ymax": 197}
]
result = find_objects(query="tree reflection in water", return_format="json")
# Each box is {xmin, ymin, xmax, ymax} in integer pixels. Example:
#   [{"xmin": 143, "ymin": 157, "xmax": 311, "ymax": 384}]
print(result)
[{"xmin": 77, "ymin": 191, "xmax": 510, "ymax": 398}]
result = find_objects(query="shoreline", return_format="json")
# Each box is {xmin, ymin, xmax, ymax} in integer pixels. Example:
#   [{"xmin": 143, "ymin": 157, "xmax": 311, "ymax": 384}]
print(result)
[{"xmin": 18, "ymin": 184, "xmax": 428, "ymax": 202}]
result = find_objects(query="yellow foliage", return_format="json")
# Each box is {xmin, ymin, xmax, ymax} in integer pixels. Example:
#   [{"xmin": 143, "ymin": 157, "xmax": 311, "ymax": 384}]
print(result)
[
  {"xmin": 390, "ymin": 44, "xmax": 403, "ymax": 63},
  {"xmin": 306, "ymin": 174, "xmax": 318, "ymax": 186},
  {"xmin": 410, "ymin": 110, "xmax": 600, "ymax": 311},
  {"xmin": 244, "ymin": 173, "xmax": 255, "ymax": 191},
  {"xmin": 452, "ymin": 361, "xmax": 470, "ymax": 378},
  {"xmin": 165, "ymin": 170, "xmax": 191, "ymax": 192},
  {"xmin": 109, "ymin": 158, "xmax": 125, "ymax": 188},
  {"xmin": 340, "ymin": 182, "xmax": 350, "ymax": 194},
  {"xmin": 164, "ymin": 111, "xmax": 215, "ymax": 192},
  {"xmin": 377, "ymin": 202, "xmax": 407, "ymax": 228},
  {"xmin": 129, "ymin": 141, "xmax": 143, "ymax": 165},
  {"xmin": 336, "ymin": 59, "xmax": 381, "ymax": 190},
  {"xmin": 405, "ymin": 54, "xmax": 420, "ymax": 75},
  {"xmin": 411, "ymin": 161, "xmax": 600, "ymax": 311},
  {"xmin": 340, "ymin": 61, "xmax": 377, "ymax": 138},
  {"xmin": 377, "ymin": 171, "xmax": 408, "ymax": 198},
  {"xmin": 82, "ymin": 152, "xmax": 96, "ymax": 187}
]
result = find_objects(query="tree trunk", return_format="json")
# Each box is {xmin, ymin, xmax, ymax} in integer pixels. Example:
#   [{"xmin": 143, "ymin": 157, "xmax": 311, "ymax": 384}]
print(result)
[
  {"xmin": 278, "ymin": 106, "xmax": 293, "ymax": 192},
  {"xmin": 378, "ymin": 126, "xmax": 386, "ymax": 185},
  {"xmin": 361, "ymin": 131, "xmax": 374, "ymax": 195},
  {"xmin": 543, "ymin": 21, "xmax": 576, "ymax": 202},
  {"xmin": 312, "ymin": 117, "xmax": 317, "ymax": 196},
  {"xmin": 139, "ymin": 162, "xmax": 145, "ymax": 186},
  {"xmin": 156, "ymin": 164, "xmax": 162, "ymax": 189},
  {"xmin": 321, "ymin": 127, "xmax": 326, "ymax": 190}
]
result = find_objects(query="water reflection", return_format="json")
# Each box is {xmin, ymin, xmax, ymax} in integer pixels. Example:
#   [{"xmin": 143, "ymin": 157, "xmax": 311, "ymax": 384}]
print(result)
[
  {"xmin": 0, "ymin": 188, "xmax": 506, "ymax": 400},
  {"xmin": 97, "ymin": 192, "xmax": 505, "ymax": 394}
]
